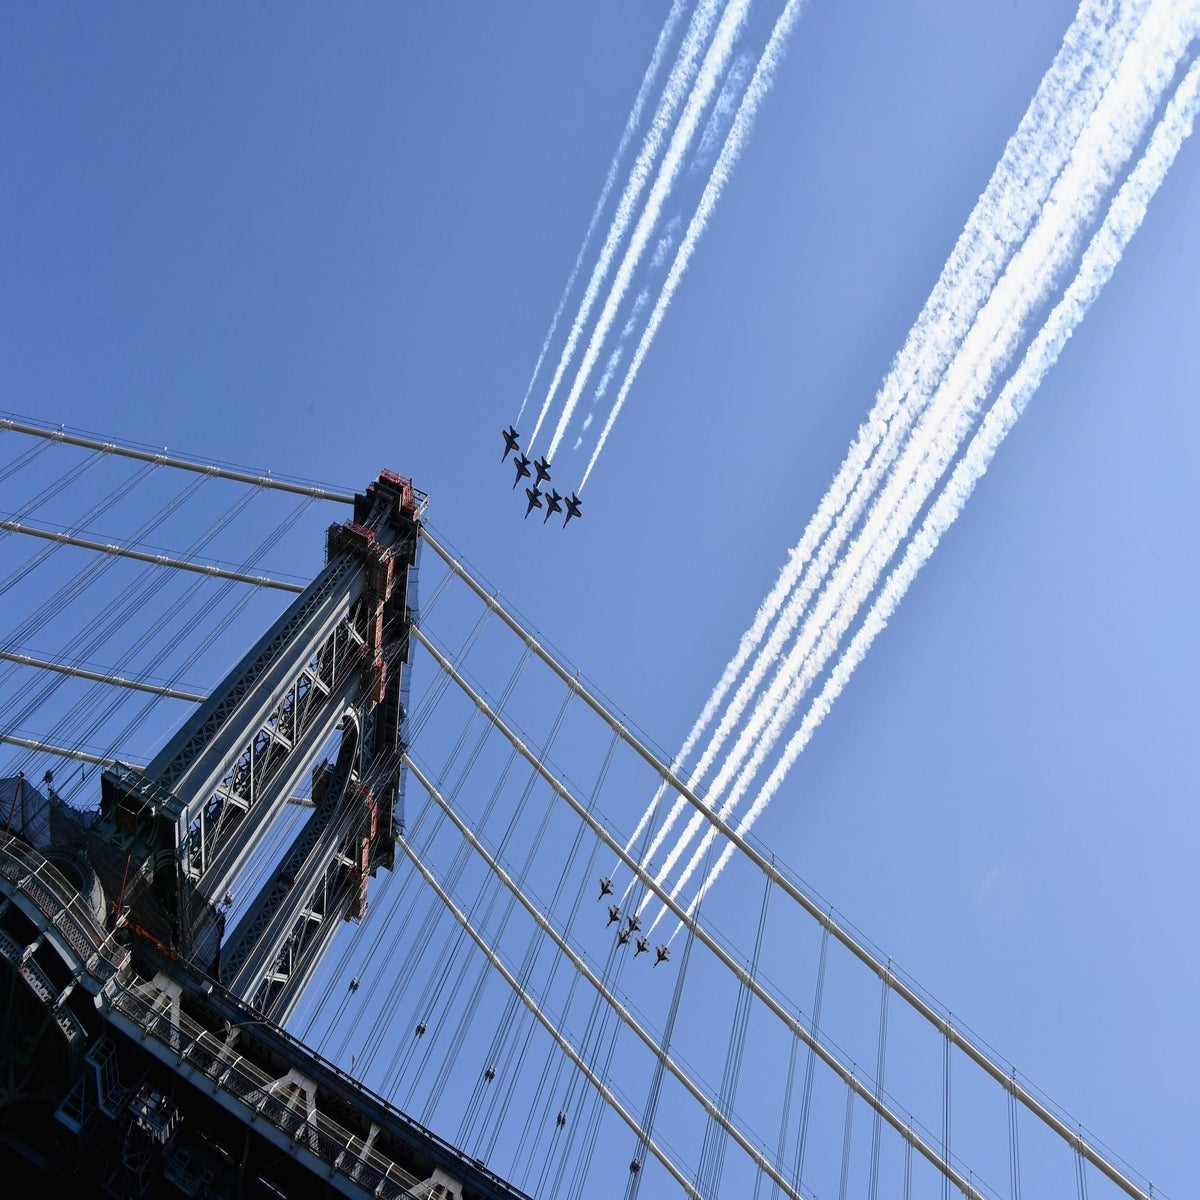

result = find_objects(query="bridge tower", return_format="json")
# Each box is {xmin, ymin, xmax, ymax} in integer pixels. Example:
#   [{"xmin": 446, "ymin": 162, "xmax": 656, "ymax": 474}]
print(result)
[
  {"xmin": 0, "ymin": 469, "xmax": 530, "ymax": 1199},
  {"xmin": 89, "ymin": 468, "xmax": 420, "ymax": 1019}
]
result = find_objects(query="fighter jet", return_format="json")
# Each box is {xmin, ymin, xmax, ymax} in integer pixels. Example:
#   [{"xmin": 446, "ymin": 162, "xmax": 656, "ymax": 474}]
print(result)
[
  {"xmin": 562, "ymin": 493, "xmax": 583, "ymax": 527},
  {"xmin": 501, "ymin": 425, "xmax": 520, "ymax": 461},
  {"xmin": 634, "ymin": 935, "xmax": 649, "ymax": 958},
  {"xmin": 617, "ymin": 927, "xmax": 631, "ymax": 946},
  {"xmin": 523, "ymin": 485, "xmax": 543, "ymax": 520},
  {"xmin": 597, "ymin": 877, "xmax": 613, "ymax": 900},
  {"xmin": 606, "ymin": 904, "xmax": 621, "ymax": 927},
  {"xmin": 654, "ymin": 945, "xmax": 670, "ymax": 967},
  {"xmin": 533, "ymin": 456, "xmax": 552, "ymax": 487},
  {"xmin": 625, "ymin": 913, "xmax": 641, "ymax": 934},
  {"xmin": 542, "ymin": 488, "xmax": 563, "ymax": 524},
  {"xmin": 512, "ymin": 453, "xmax": 532, "ymax": 488}
]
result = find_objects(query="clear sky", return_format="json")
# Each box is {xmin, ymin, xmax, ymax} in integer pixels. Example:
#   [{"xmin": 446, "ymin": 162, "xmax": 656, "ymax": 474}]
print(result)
[{"xmin": 2, "ymin": 3, "xmax": 1197, "ymax": 1196}]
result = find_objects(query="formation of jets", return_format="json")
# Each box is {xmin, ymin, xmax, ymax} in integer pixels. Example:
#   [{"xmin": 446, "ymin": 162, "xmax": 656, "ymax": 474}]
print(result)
[
  {"xmin": 502, "ymin": 427, "xmax": 582, "ymax": 528},
  {"xmin": 599, "ymin": 879, "xmax": 670, "ymax": 966}
]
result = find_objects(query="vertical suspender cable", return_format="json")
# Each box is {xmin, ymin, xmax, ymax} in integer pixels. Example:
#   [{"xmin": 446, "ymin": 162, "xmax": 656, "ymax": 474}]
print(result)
[
  {"xmin": 942, "ymin": 1018, "xmax": 953, "ymax": 1200},
  {"xmin": 354, "ymin": 613, "xmax": 511, "ymax": 1079},
  {"xmin": 868, "ymin": 966, "xmax": 891, "ymax": 1200},
  {"xmin": 904, "ymin": 1130, "xmax": 913, "ymax": 1200},
  {"xmin": 1075, "ymin": 1131, "xmax": 1091, "ymax": 1200},
  {"xmin": 1007, "ymin": 1069, "xmax": 1022, "ymax": 1200},
  {"xmin": 0, "ymin": 433, "xmax": 57, "ymax": 493},
  {"xmin": 697, "ymin": 866, "xmax": 772, "ymax": 1196},
  {"xmin": 624, "ymin": 892, "xmax": 701, "ymax": 1200},
  {"xmin": 793, "ymin": 921, "xmax": 830, "ymax": 1191},
  {"xmin": 765, "ymin": 1003, "xmax": 799, "ymax": 1200},
  {"xmin": 508, "ymin": 732, "xmax": 621, "ymax": 1193},
  {"xmin": 547, "ymin": 746, "xmax": 662, "ymax": 1198},
  {"xmin": 301, "ymin": 589, "xmax": 468, "ymax": 1048},
  {"xmin": 414, "ymin": 685, "xmax": 576, "ymax": 1125},
  {"xmin": 838, "ymin": 1076, "xmax": 855, "ymax": 1200}
]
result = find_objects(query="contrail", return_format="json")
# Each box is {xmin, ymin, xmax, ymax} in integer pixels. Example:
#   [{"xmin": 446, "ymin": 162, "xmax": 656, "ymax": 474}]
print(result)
[
  {"xmin": 674, "ymin": 46, "xmax": 1200, "ymax": 934},
  {"xmin": 526, "ymin": 1, "xmax": 723, "ymax": 451},
  {"xmin": 515, "ymin": 0, "xmax": 690, "ymax": 425},
  {"xmin": 577, "ymin": 0, "xmax": 807, "ymax": 488},
  {"xmin": 648, "ymin": 0, "xmax": 1186, "ymax": 910},
  {"xmin": 692, "ymin": 51, "xmax": 756, "ymax": 177},
  {"xmin": 543, "ymin": 0, "xmax": 755, "ymax": 462},
  {"xmin": 649, "ymin": 3, "xmax": 1191, "ymax": 918},
  {"xmin": 618, "ymin": 0, "xmax": 1138, "ymax": 888},
  {"xmin": 677, "ymin": 0, "xmax": 1140, "ymax": 793}
]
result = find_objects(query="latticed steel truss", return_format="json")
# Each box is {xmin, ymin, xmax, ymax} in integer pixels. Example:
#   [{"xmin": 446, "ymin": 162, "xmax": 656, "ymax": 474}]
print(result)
[{"xmin": 96, "ymin": 471, "xmax": 421, "ymax": 1010}]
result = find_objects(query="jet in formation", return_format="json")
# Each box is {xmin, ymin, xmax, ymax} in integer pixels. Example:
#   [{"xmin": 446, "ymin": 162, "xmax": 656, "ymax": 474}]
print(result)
[
  {"xmin": 501, "ymin": 435, "xmax": 580, "ymax": 527},
  {"xmin": 596, "ymin": 892, "xmax": 668, "ymax": 967}
]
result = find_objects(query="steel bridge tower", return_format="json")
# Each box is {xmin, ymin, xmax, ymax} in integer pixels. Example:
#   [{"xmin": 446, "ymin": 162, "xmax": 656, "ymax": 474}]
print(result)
[{"xmin": 0, "ymin": 469, "xmax": 530, "ymax": 1200}]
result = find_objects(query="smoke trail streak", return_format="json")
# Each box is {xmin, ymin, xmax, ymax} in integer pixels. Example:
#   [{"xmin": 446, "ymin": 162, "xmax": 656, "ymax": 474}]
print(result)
[
  {"xmin": 543, "ymin": 0, "xmax": 754, "ymax": 461},
  {"xmin": 693, "ymin": 51, "xmax": 756, "ymax": 176},
  {"xmin": 620, "ymin": 0, "xmax": 1138, "ymax": 886},
  {"xmin": 526, "ymin": 2, "xmax": 722, "ymax": 450},
  {"xmin": 677, "ymin": 48, "xmax": 1200, "ymax": 933},
  {"xmin": 649, "ymin": 6, "xmax": 1191, "ymax": 921},
  {"xmin": 579, "ymin": 0, "xmax": 807, "ymax": 489},
  {"xmin": 672, "ymin": 1, "xmax": 1140, "ymax": 792},
  {"xmin": 516, "ymin": 1, "xmax": 689, "ymax": 425},
  {"xmin": 646, "ymin": 2, "xmax": 1188, "ymax": 916}
]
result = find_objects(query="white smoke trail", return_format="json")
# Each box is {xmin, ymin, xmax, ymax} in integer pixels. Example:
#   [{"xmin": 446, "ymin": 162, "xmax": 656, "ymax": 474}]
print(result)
[
  {"xmin": 515, "ymin": 1, "xmax": 689, "ymax": 424},
  {"xmin": 543, "ymin": 0, "xmax": 754, "ymax": 462},
  {"xmin": 526, "ymin": 2, "xmax": 722, "ymax": 450},
  {"xmin": 674, "ymin": 47, "xmax": 1200, "ymax": 935},
  {"xmin": 674, "ymin": 0, "xmax": 1141, "ymax": 794},
  {"xmin": 573, "ymin": 345, "xmax": 627, "ymax": 450},
  {"xmin": 579, "ymin": 0, "xmax": 1147, "ymax": 493},
  {"xmin": 647, "ymin": 2, "xmax": 1186, "ymax": 914},
  {"xmin": 577, "ymin": 0, "xmax": 806, "ymax": 488},
  {"xmin": 650, "ymin": 215, "xmax": 683, "ymax": 272},
  {"xmin": 693, "ymin": 51, "xmax": 756, "ymax": 175},
  {"xmin": 620, "ymin": 0, "xmax": 1138, "ymax": 888}
]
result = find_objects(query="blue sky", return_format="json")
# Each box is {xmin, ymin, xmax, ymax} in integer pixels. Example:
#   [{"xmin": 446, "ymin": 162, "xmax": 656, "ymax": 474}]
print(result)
[{"xmin": 3, "ymin": 3, "xmax": 1197, "ymax": 1195}]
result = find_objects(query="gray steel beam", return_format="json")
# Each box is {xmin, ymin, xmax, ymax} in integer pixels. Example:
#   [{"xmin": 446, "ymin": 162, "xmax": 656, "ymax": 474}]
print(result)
[
  {"xmin": 191, "ymin": 668, "xmax": 361, "ymax": 909},
  {"xmin": 145, "ymin": 556, "xmax": 364, "ymax": 815},
  {"xmin": 0, "ymin": 518, "xmax": 305, "ymax": 591},
  {"xmin": 0, "ymin": 415, "xmax": 355, "ymax": 504}
]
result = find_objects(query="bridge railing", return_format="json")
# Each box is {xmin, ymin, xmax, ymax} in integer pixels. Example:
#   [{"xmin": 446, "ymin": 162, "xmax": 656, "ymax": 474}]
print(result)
[{"xmin": 0, "ymin": 832, "xmax": 130, "ymax": 984}]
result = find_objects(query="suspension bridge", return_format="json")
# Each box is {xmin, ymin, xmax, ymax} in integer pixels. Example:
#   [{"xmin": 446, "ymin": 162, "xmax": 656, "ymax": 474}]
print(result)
[{"xmin": 0, "ymin": 414, "xmax": 1166, "ymax": 1200}]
